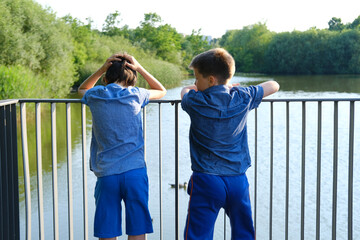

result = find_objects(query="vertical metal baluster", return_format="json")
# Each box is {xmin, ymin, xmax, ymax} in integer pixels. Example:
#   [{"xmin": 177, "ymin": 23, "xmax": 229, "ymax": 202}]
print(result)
[
  {"xmin": 35, "ymin": 103, "xmax": 45, "ymax": 239},
  {"xmin": 175, "ymin": 102, "xmax": 179, "ymax": 240},
  {"xmin": 332, "ymin": 101, "xmax": 338, "ymax": 240},
  {"xmin": 10, "ymin": 103, "xmax": 20, "ymax": 240},
  {"xmin": 285, "ymin": 101, "xmax": 290, "ymax": 240},
  {"xmin": 224, "ymin": 211, "xmax": 226, "ymax": 240},
  {"xmin": 158, "ymin": 103, "xmax": 163, "ymax": 240},
  {"xmin": 66, "ymin": 103, "xmax": 74, "ymax": 240},
  {"xmin": 21, "ymin": 103, "xmax": 31, "ymax": 240},
  {"xmin": 269, "ymin": 102, "xmax": 274, "ymax": 240},
  {"xmin": 81, "ymin": 104, "xmax": 88, "ymax": 240},
  {"xmin": 2, "ymin": 105, "xmax": 9, "ymax": 239},
  {"xmin": 51, "ymin": 103, "xmax": 59, "ymax": 240},
  {"xmin": 301, "ymin": 101, "xmax": 306, "ymax": 240},
  {"xmin": 0, "ymin": 105, "xmax": 5, "ymax": 240},
  {"xmin": 316, "ymin": 102, "xmax": 322, "ymax": 240},
  {"xmin": 254, "ymin": 108, "xmax": 258, "ymax": 237},
  {"xmin": 348, "ymin": 102, "xmax": 354, "ymax": 240}
]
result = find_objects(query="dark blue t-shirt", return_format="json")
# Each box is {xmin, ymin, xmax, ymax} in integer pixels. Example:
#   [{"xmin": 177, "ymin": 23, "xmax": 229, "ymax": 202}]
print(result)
[
  {"xmin": 181, "ymin": 84, "xmax": 264, "ymax": 175},
  {"xmin": 81, "ymin": 83, "xmax": 150, "ymax": 177}
]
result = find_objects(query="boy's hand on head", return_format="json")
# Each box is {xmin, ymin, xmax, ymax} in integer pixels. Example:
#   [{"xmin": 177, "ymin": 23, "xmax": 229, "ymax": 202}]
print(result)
[
  {"xmin": 101, "ymin": 53, "xmax": 122, "ymax": 72},
  {"xmin": 122, "ymin": 54, "xmax": 142, "ymax": 72}
]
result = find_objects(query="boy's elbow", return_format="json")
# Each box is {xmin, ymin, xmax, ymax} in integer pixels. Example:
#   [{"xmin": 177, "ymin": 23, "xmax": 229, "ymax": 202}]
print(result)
[
  {"xmin": 261, "ymin": 80, "xmax": 280, "ymax": 98},
  {"xmin": 160, "ymin": 89, "xmax": 167, "ymax": 98},
  {"xmin": 272, "ymin": 81, "xmax": 280, "ymax": 93},
  {"xmin": 78, "ymin": 89, "xmax": 85, "ymax": 97}
]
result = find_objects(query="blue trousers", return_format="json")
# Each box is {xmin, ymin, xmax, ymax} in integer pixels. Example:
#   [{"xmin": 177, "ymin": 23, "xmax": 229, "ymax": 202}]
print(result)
[{"xmin": 184, "ymin": 171, "xmax": 255, "ymax": 240}]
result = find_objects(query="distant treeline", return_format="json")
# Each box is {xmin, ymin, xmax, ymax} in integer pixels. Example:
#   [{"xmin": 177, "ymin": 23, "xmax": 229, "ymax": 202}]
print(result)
[
  {"xmin": 0, "ymin": 0, "xmax": 359, "ymax": 99},
  {"xmin": 221, "ymin": 19, "xmax": 360, "ymax": 74}
]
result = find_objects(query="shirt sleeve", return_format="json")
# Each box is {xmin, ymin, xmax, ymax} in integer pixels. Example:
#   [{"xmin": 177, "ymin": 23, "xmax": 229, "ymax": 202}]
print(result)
[
  {"xmin": 181, "ymin": 89, "xmax": 196, "ymax": 113},
  {"xmin": 233, "ymin": 85, "xmax": 264, "ymax": 110},
  {"xmin": 136, "ymin": 87, "xmax": 150, "ymax": 108},
  {"xmin": 247, "ymin": 85, "xmax": 264, "ymax": 110},
  {"xmin": 81, "ymin": 88, "xmax": 92, "ymax": 105}
]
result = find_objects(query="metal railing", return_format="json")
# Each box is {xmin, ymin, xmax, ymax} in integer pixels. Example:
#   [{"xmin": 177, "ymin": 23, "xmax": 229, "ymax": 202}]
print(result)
[
  {"xmin": 0, "ymin": 99, "xmax": 20, "ymax": 240},
  {"xmin": 0, "ymin": 98, "xmax": 359, "ymax": 240}
]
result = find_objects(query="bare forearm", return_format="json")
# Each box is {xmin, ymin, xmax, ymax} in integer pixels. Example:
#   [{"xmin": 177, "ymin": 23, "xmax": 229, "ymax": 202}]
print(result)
[
  {"xmin": 78, "ymin": 68, "xmax": 105, "ymax": 95},
  {"xmin": 138, "ymin": 66, "xmax": 166, "ymax": 91},
  {"xmin": 259, "ymin": 80, "xmax": 280, "ymax": 98}
]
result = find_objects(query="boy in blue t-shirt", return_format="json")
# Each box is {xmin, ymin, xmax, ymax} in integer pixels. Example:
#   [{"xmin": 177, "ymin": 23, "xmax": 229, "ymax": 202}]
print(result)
[
  {"xmin": 79, "ymin": 53, "xmax": 166, "ymax": 240},
  {"xmin": 181, "ymin": 48, "xmax": 279, "ymax": 240}
]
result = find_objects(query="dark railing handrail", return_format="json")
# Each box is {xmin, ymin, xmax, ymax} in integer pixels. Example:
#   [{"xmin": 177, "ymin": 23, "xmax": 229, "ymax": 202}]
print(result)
[{"xmin": 15, "ymin": 97, "xmax": 360, "ymax": 104}]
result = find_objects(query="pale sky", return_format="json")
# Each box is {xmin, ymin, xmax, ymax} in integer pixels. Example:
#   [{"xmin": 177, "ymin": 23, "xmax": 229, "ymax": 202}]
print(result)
[{"xmin": 35, "ymin": 0, "xmax": 359, "ymax": 38}]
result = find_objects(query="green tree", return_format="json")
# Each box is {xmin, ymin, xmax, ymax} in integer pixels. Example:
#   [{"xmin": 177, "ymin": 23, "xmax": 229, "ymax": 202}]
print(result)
[
  {"xmin": 0, "ymin": 0, "xmax": 76, "ymax": 98},
  {"xmin": 350, "ymin": 16, "xmax": 360, "ymax": 30},
  {"xmin": 133, "ymin": 13, "xmax": 183, "ymax": 64},
  {"xmin": 181, "ymin": 29, "xmax": 212, "ymax": 68},
  {"xmin": 328, "ymin": 17, "xmax": 345, "ymax": 31},
  {"xmin": 220, "ymin": 23, "xmax": 273, "ymax": 73}
]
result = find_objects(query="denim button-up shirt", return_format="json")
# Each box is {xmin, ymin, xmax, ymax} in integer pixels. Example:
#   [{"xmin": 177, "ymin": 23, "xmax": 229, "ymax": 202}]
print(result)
[
  {"xmin": 181, "ymin": 84, "xmax": 264, "ymax": 175},
  {"xmin": 82, "ymin": 83, "xmax": 150, "ymax": 177}
]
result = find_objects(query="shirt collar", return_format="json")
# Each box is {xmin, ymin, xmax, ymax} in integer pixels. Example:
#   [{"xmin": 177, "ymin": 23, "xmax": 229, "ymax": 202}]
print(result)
[{"xmin": 203, "ymin": 84, "xmax": 230, "ymax": 94}]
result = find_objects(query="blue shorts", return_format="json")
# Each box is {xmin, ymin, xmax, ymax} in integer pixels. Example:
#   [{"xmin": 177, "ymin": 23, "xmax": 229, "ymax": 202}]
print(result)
[
  {"xmin": 94, "ymin": 167, "xmax": 153, "ymax": 238},
  {"xmin": 184, "ymin": 172, "xmax": 255, "ymax": 240}
]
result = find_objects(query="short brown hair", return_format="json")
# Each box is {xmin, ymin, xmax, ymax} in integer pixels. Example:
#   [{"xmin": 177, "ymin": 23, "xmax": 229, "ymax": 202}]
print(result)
[{"xmin": 189, "ymin": 48, "xmax": 235, "ymax": 84}]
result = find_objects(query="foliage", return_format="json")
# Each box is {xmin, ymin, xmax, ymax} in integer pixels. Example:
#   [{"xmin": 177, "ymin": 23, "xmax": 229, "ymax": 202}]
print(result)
[
  {"xmin": 219, "ymin": 16, "xmax": 360, "ymax": 74},
  {"xmin": 220, "ymin": 23, "xmax": 274, "ymax": 73},
  {"xmin": 263, "ymin": 29, "xmax": 360, "ymax": 74},
  {"xmin": 0, "ymin": 65, "xmax": 48, "ymax": 99},
  {"xmin": 0, "ymin": 0, "xmax": 76, "ymax": 98},
  {"xmin": 132, "ymin": 13, "xmax": 183, "ymax": 64},
  {"xmin": 181, "ymin": 29, "xmax": 213, "ymax": 69}
]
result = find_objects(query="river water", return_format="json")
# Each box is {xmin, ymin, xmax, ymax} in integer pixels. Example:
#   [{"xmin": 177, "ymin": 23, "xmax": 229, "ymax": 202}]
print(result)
[{"xmin": 19, "ymin": 74, "xmax": 360, "ymax": 239}]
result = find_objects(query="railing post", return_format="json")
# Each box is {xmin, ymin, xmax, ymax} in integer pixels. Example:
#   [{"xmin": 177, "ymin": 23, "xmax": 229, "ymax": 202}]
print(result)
[
  {"xmin": 269, "ymin": 102, "xmax": 274, "ymax": 240},
  {"xmin": 158, "ymin": 103, "xmax": 163, "ymax": 240},
  {"xmin": 0, "ymin": 101, "xmax": 20, "ymax": 240},
  {"xmin": 348, "ymin": 101, "xmax": 354, "ymax": 240},
  {"xmin": 316, "ymin": 102, "xmax": 322, "ymax": 240},
  {"xmin": 174, "ymin": 102, "xmax": 180, "ymax": 240},
  {"xmin": 332, "ymin": 101, "xmax": 338, "ymax": 240},
  {"xmin": 21, "ymin": 102, "xmax": 32, "ymax": 240},
  {"xmin": 66, "ymin": 103, "xmax": 74, "ymax": 240},
  {"xmin": 285, "ymin": 101, "xmax": 290, "ymax": 240},
  {"xmin": 301, "ymin": 101, "xmax": 306, "ymax": 240},
  {"xmin": 81, "ymin": 103, "xmax": 88, "ymax": 240},
  {"xmin": 51, "ymin": 103, "xmax": 59, "ymax": 240},
  {"xmin": 35, "ymin": 103, "xmax": 45, "ymax": 240}
]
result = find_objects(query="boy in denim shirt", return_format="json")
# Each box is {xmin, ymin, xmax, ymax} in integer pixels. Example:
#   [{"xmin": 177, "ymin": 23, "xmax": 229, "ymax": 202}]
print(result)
[
  {"xmin": 79, "ymin": 53, "xmax": 166, "ymax": 240},
  {"xmin": 181, "ymin": 48, "xmax": 279, "ymax": 240}
]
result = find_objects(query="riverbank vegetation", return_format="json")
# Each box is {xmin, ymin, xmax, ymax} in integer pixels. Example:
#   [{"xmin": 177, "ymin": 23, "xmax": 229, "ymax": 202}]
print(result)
[
  {"xmin": 0, "ymin": 0, "xmax": 213, "ymax": 99},
  {"xmin": 221, "ymin": 19, "xmax": 360, "ymax": 74},
  {"xmin": 1, "ymin": 0, "xmax": 360, "ymax": 99}
]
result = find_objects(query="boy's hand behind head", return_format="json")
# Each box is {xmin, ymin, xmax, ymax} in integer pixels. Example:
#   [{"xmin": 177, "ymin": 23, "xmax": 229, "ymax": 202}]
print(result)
[
  {"xmin": 101, "ymin": 53, "xmax": 123, "ymax": 72},
  {"xmin": 122, "ymin": 54, "xmax": 142, "ymax": 72}
]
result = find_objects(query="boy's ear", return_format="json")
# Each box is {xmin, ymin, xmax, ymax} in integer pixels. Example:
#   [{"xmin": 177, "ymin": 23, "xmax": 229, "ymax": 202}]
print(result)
[{"xmin": 208, "ymin": 76, "xmax": 217, "ymax": 86}]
